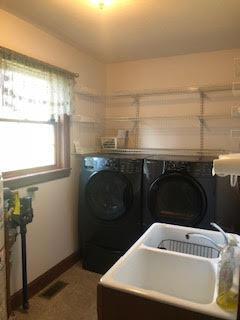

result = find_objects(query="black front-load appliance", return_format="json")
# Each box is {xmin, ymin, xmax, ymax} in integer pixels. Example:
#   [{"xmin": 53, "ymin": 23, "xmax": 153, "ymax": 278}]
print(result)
[
  {"xmin": 143, "ymin": 157, "xmax": 216, "ymax": 231},
  {"xmin": 79, "ymin": 155, "xmax": 143, "ymax": 274}
]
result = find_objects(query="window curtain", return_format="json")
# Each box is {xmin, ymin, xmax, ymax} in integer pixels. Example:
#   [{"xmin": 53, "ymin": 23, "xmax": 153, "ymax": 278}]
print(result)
[{"xmin": 0, "ymin": 47, "xmax": 75, "ymax": 121}]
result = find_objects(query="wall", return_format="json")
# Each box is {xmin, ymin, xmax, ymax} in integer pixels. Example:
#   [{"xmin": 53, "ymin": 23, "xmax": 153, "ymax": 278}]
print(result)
[
  {"xmin": 106, "ymin": 49, "xmax": 240, "ymax": 153},
  {"xmin": 106, "ymin": 49, "xmax": 240, "ymax": 92},
  {"xmin": 0, "ymin": 9, "xmax": 106, "ymax": 294}
]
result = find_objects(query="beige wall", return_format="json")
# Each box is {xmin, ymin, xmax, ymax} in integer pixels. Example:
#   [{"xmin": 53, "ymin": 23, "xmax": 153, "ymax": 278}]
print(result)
[
  {"xmin": 106, "ymin": 49, "xmax": 240, "ymax": 93},
  {"xmin": 0, "ymin": 9, "xmax": 106, "ymax": 294}
]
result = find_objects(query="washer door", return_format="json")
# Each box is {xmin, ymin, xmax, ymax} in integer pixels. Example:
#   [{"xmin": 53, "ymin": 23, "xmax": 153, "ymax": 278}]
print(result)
[
  {"xmin": 149, "ymin": 172, "xmax": 207, "ymax": 226},
  {"xmin": 86, "ymin": 170, "xmax": 133, "ymax": 221}
]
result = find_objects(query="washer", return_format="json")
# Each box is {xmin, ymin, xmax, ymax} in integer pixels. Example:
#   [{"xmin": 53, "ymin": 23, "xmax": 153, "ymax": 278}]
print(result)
[
  {"xmin": 142, "ymin": 155, "xmax": 216, "ymax": 231},
  {"xmin": 79, "ymin": 155, "xmax": 143, "ymax": 274}
]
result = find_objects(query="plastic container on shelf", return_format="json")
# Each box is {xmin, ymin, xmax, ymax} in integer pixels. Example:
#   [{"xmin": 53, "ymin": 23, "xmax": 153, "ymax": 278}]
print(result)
[{"xmin": 217, "ymin": 236, "xmax": 240, "ymax": 313}]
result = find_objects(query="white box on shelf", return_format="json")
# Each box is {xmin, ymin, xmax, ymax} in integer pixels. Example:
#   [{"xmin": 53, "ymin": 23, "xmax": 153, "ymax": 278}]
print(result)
[{"xmin": 101, "ymin": 137, "xmax": 117, "ymax": 150}]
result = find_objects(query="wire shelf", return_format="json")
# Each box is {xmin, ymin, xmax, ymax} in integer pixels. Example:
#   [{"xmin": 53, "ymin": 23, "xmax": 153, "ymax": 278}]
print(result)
[
  {"xmin": 104, "ymin": 114, "xmax": 235, "ymax": 122},
  {"xmin": 105, "ymin": 84, "xmax": 240, "ymax": 153},
  {"xmin": 101, "ymin": 148, "xmax": 226, "ymax": 156},
  {"xmin": 73, "ymin": 82, "xmax": 240, "ymax": 155},
  {"xmin": 107, "ymin": 83, "xmax": 232, "ymax": 99}
]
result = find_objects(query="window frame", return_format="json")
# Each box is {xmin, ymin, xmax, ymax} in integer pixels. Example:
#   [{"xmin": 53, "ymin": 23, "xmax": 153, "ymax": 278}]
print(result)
[{"xmin": 2, "ymin": 114, "xmax": 71, "ymax": 189}]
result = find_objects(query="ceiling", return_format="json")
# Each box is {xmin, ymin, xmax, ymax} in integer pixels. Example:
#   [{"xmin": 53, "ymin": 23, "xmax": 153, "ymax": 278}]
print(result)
[{"xmin": 1, "ymin": 0, "xmax": 240, "ymax": 63}]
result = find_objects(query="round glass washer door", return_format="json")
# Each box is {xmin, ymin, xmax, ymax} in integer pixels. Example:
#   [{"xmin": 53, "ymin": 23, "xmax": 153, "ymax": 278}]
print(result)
[
  {"xmin": 86, "ymin": 170, "xmax": 133, "ymax": 221},
  {"xmin": 149, "ymin": 172, "xmax": 207, "ymax": 226}
]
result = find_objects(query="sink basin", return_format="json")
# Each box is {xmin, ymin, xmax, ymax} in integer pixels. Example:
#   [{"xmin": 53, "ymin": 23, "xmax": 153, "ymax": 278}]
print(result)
[
  {"xmin": 113, "ymin": 247, "xmax": 216, "ymax": 304},
  {"xmin": 142, "ymin": 223, "xmax": 224, "ymax": 258},
  {"xmin": 100, "ymin": 223, "xmax": 240, "ymax": 320}
]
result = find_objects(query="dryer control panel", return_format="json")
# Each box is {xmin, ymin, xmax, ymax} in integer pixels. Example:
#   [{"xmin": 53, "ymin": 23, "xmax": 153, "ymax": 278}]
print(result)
[{"xmin": 164, "ymin": 161, "xmax": 213, "ymax": 177}]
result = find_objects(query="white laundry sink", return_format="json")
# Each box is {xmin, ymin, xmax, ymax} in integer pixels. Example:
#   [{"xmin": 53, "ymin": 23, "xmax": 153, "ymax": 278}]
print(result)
[
  {"xmin": 100, "ymin": 223, "xmax": 240, "ymax": 320},
  {"xmin": 113, "ymin": 247, "xmax": 216, "ymax": 304}
]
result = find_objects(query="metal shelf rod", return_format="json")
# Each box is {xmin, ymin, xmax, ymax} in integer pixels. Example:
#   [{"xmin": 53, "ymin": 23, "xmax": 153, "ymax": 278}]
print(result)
[
  {"xmin": 108, "ymin": 83, "xmax": 232, "ymax": 99},
  {"xmin": 104, "ymin": 114, "xmax": 235, "ymax": 121}
]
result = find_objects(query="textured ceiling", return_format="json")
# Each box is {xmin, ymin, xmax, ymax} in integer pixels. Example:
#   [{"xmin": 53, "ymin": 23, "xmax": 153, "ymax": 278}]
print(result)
[{"xmin": 1, "ymin": 0, "xmax": 240, "ymax": 62}]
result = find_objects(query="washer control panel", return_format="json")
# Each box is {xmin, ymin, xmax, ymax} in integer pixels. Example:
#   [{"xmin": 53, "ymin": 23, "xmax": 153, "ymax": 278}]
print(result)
[
  {"xmin": 84, "ymin": 157, "xmax": 142, "ymax": 174},
  {"xmin": 119, "ymin": 159, "xmax": 142, "ymax": 174}
]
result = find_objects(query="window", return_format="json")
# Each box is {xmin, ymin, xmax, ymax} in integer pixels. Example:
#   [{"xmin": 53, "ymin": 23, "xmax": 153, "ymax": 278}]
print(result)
[
  {"xmin": 0, "ymin": 121, "xmax": 55, "ymax": 172},
  {"xmin": 0, "ymin": 47, "xmax": 74, "ymax": 188}
]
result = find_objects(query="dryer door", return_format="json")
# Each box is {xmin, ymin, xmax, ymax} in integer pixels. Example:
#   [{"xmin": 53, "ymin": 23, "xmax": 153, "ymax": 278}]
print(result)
[
  {"xmin": 149, "ymin": 172, "xmax": 207, "ymax": 226},
  {"xmin": 86, "ymin": 170, "xmax": 133, "ymax": 221}
]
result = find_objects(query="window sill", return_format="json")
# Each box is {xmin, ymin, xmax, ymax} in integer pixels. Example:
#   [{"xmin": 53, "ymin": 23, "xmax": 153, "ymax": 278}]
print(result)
[{"xmin": 3, "ymin": 168, "xmax": 71, "ymax": 190}]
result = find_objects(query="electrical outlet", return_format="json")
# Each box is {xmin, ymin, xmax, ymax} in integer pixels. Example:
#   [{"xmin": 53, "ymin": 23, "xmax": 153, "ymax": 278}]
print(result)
[{"xmin": 231, "ymin": 105, "xmax": 240, "ymax": 118}]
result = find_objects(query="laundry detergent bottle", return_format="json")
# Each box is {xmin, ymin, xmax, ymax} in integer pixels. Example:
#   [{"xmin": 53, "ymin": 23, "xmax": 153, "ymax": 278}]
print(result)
[{"xmin": 216, "ymin": 236, "xmax": 240, "ymax": 313}]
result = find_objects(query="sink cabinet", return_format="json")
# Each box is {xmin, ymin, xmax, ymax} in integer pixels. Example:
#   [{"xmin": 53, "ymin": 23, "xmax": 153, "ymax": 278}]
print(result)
[{"xmin": 97, "ymin": 284, "xmax": 220, "ymax": 320}]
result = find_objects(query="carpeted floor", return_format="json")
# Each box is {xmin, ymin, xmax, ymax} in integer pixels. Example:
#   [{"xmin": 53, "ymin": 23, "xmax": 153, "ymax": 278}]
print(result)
[{"xmin": 12, "ymin": 263, "xmax": 101, "ymax": 320}]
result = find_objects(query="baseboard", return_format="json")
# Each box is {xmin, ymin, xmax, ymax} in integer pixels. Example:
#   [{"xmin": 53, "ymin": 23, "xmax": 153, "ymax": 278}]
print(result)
[{"xmin": 11, "ymin": 251, "xmax": 80, "ymax": 311}]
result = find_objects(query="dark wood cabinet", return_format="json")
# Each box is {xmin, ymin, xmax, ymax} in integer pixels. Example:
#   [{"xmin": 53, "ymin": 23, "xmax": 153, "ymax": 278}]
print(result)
[{"xmin": 97, "ymin": 283, "xmax": 222, "ymax": 320}]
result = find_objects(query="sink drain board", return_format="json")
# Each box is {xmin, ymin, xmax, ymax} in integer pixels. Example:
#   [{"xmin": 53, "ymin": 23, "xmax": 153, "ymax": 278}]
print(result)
[{"xmin": 158, "ymin": 239, "xmax": 219, "ymax": 258}]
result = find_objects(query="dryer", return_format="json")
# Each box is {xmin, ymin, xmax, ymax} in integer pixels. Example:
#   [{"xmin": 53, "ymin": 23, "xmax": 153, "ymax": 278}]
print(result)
[
  {"xmin": 79, "ymin": 155, "xmax": 143, "ymax": 274},
  {"xmin": 215, "ymin": 176, "xmax": 240, "ymax": 234},
  {"xmin": 142, "ymin": 156, "xmax": 216, "ymax": 231}
]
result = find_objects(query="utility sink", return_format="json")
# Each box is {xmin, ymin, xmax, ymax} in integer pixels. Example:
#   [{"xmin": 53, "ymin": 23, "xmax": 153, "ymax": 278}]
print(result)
[
  {"xmin": 100, "ymin": 223, "xmax": 240, "ymax": 320},
  {"xmin": 113, "ymin": 247, "xmax": 216, "ymax": 304}
]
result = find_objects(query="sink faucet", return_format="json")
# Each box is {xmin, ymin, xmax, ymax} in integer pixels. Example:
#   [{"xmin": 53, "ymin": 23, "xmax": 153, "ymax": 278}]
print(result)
[{"xmin": 185, "ymin": 222, "xmax": 228, "ymax": 251}]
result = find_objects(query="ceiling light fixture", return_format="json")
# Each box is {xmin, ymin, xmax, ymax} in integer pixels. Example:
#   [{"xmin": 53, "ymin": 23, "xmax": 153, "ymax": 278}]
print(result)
[{"xmin": 91, "ymin": 0, "xmax": 113, "ymax": 9}]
